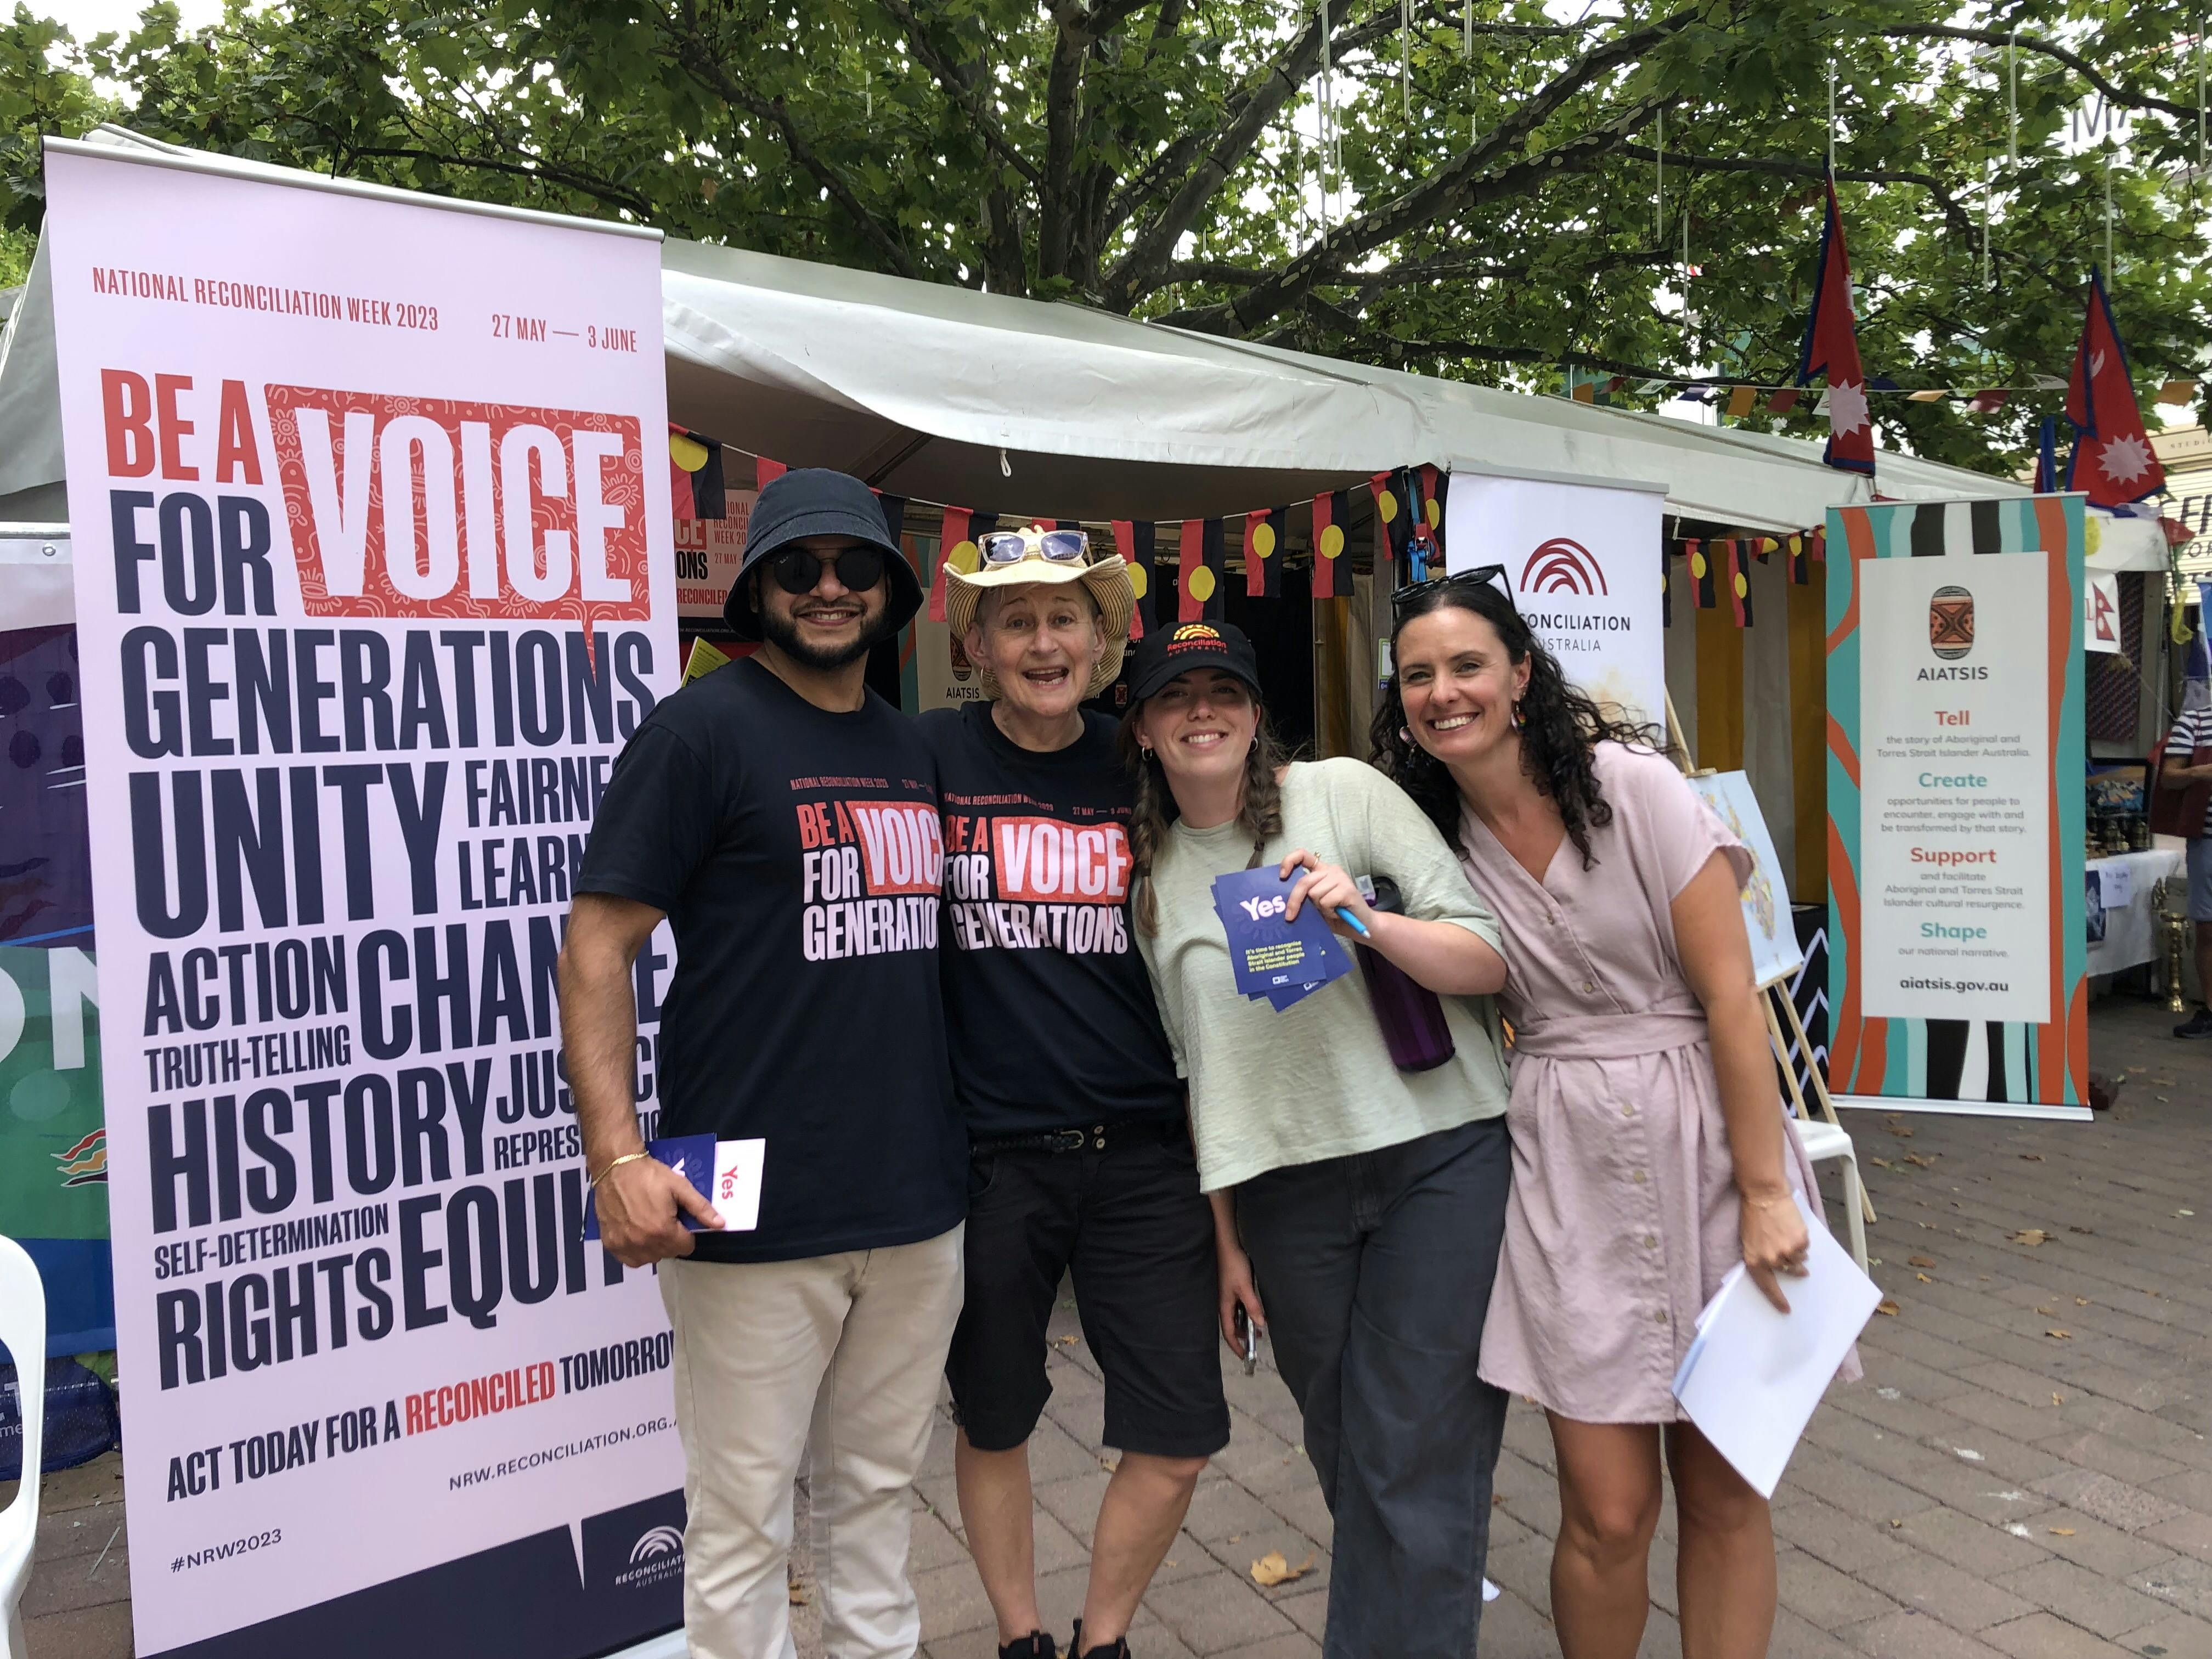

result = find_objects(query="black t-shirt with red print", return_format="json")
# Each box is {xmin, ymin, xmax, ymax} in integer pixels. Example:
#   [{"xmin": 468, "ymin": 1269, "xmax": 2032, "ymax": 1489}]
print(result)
[
  {"xmin": 920, "ymin": 702, "xmax": 1183, "ymax": 1137},
  {"xmin": 577, "ymin": 657, "xmax": 965, "ymax": 1262}
]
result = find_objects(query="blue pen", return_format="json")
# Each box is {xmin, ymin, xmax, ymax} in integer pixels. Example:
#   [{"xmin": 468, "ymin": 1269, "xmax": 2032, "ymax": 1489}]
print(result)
[{"xmin": 1335, "ymin": 907, "xmax": 1372, "ymax": 938}]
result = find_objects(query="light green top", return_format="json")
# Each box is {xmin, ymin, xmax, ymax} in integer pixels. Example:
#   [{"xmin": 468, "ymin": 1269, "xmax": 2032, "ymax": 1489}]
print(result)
[{"xmin": 1136, "ymin": 758, "xmax": 1512, "ymax": 1192}]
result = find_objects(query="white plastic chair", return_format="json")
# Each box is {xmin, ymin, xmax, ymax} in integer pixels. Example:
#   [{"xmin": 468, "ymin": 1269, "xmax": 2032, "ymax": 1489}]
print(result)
[
  {"xmin": 1791, "ymin": 1118, "xmax": 1870, "ymax": 1274},
  {"xmin": 0, "ymin": 1234, "xmax": 47, "ymax": 1659}
]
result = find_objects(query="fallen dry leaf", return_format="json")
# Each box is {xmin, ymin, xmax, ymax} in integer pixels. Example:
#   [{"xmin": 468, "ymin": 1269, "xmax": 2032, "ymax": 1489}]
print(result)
[
  {"xmin": 1870, "ymin": 1156, "xmax": 1894, "ymax": 1169},
  {"xmin": 1250, "ymin": 1551, "xmax": 1315, "ymax": 1588},
  {"xmin": 2050, "ymin": 1393, "xmax": 2064, "ymax": 1405},
  {"xmin": 2126, "ymin": 1065, "xmax": 2147, "ymax": 1073},
  {"xmin": 2047, "ymin": 1527, "xmax": 2076, "ymax": 1537},
  {"xmin": 1903, "ymin": 1153, "xmax": 1937, "ymax": 1167},
  {"xmin": 2011, "ymin": 1229, "xmax": 2050, "ymax": 1246},
  {"xmin": 1888, "ymin": 1519, "xmax": 1905, "ymax": 1528},
  {"xmin": 2074, "ymin": 1297, "xmax": 2089, "ymax": 1306},
  {"xmin": 1876, "ymin": 1299, "xmax": 1901, "ymax": 1317},
  {"xmin": 2045, "ymin": 1329, "xmax": 2072, "ymax": 1340},
  {"xmin": 1917, "ymin": 1273, "xmax": 1933, "ymax": 1283},
  {"xmin": 2152, "ymin": 1077, "xmax": 2177, "ymax": 1087},
  {"xmin": 1908, "ymin": 1255, "xmax": 1936, "ymax": 1268},
  {"xmin": 1055, "ymin": 1334, "xmax": 1081, "ymax": 1346},
  {"xmin": 2036, "ymin": 1306, "xmax": 2057, "ymax": 1316},
  {"xmin": 1892, "ymin": 1126, "xmax": 1916, "ymax": 1138},
  {"xmin": 2020, "ymin": 1153, "xmax": 2045, "ymax": 1162}
]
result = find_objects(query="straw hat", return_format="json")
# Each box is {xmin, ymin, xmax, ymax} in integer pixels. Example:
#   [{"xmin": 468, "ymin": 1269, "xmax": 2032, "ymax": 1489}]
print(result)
[{"xmin": 945, "ymin": 530, "xmax": 1135, "ymax": 699}]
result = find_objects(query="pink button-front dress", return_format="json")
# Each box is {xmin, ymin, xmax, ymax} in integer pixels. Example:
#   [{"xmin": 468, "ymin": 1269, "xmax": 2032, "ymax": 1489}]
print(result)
[{"xmin": 1457, "ymin": 741, "xmax": 1852, "ymax": 1424}]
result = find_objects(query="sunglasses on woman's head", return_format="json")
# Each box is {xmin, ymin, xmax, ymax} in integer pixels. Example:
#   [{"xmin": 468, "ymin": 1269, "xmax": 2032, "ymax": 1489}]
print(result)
[
  {"xmin": 981, "ymin": 527, "xmax": 1091, "ymax": 565},
  {"xmin": 768, "ymin": 545, "xmax": 887, "ymax": 595},
  {"xmin": 1390, "ymin": 564, "xmax": 1511, "ymax": 618}
]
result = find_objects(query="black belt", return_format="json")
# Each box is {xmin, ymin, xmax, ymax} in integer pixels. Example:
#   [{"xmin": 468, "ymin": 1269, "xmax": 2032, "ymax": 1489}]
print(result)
[{"xmin": 970, "ymin": 1118, "xmax": 1187, "ymax": 1157}]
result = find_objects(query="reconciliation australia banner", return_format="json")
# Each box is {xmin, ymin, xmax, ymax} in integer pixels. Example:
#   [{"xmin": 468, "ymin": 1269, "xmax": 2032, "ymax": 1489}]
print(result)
[
  {"xmin": 42, "ymin": 140, "xmax": 686, "ymax": 1657},
  {"xmin": 1824, "ymin": 495, "xmax": 2089, "ymax": 1120}
]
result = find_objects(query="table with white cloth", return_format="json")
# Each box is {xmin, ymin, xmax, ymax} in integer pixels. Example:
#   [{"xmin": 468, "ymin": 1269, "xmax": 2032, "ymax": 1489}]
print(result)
[{"xmin": 2086, "ymin": 844, "xmax": 2186, "ymax": 978}]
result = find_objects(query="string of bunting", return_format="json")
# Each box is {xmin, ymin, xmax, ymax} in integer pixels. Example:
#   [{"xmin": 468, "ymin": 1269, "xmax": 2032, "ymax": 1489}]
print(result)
[
  {"xmin": 1665, "ymin": 528, "xmax": 1828, "ymax": 629},
  {"xmin": 1569, "ymin": 374, "xmax": 2201, "ymax": 413},
  {"xmin": 669, "ymin": 425, "xmax": 1450, "ymax": 639}
]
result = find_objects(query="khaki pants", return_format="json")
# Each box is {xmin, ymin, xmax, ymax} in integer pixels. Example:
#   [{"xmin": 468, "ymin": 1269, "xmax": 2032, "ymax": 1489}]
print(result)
[{"xmin": 660, "ymin": 1226, "xmax": 964, "ymax": 1659}]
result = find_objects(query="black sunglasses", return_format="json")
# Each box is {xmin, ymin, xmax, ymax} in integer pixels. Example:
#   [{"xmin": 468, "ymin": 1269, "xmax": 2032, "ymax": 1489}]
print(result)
[
  {"xmin": 767, "ymin": 545, "xmax": 887, "ymax": 595},
  {"xmin": 1390, "ymin": 563, "xmax": 1511, "ymax": 618}
]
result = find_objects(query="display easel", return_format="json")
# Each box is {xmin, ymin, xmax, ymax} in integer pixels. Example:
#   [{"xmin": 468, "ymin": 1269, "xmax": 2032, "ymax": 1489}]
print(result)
[{"xmin": 1663, "ymin": 692, "xmax": 1874, "ymax": 1227}]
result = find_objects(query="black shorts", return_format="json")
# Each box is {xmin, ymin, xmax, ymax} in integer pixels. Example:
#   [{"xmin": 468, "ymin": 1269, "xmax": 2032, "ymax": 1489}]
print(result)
[{"xmin": 945, "ymin": 1127, "xmax": 1229, "ymax": 1459}]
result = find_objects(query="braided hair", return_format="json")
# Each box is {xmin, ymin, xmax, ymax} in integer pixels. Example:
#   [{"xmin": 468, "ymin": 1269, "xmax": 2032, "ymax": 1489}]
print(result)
[
  {"xmin": 1369, "ymin": 578, "xmax": 1667, "ymax": 866},
  {"xmin": 1118, "ymin": 698, "xmax": 1288, "ymax": 936}
]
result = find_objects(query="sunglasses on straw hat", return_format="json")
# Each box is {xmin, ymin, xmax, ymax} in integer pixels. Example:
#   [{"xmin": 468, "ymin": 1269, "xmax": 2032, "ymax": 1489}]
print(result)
[{"xmin": 981, "ymin": 525, "xmax": 1091, "ymax": 566}]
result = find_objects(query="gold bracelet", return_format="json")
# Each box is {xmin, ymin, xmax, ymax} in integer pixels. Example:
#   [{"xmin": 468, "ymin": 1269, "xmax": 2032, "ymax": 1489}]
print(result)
[
  {"xmin": 590, "ymin": 1150, "xmax": 651, "ymax": 1189},
  {"xmin": 1744, "ymin": 1192, "xmax": 1792, "ymax": 1211}
]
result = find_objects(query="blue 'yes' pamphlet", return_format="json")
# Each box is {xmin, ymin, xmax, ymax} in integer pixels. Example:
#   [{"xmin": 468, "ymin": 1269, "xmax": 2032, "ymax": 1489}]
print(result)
[{"xmin": 1211, "ymin": 865, "xmax": 1354, "ymax": 1010}]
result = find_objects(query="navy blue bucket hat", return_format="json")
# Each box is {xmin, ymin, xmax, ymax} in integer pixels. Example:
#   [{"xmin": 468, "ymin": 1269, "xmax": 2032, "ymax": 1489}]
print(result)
[{"xmin": 725, "ymin": 468, "xmax": 921, "ymax": 641}]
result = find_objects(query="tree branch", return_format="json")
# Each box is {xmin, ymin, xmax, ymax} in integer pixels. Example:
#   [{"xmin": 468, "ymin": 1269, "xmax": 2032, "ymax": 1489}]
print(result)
[
  {"xmin": 1610, "ymin": 142, "xmax": 1978, "ymax": 240},
  {"xmin": 1880, "ymin": 24, "xmax": 2195, "ymax": 122},
  {"xmin": 1099, "ymin": 2, "xmax": 1404, "ymax": 310},
  {"xmin": 1173, "ymin": 6, "xmax": 1702, "ymax": 332},
  {"xmin": 874, "ymin": 0, "xmax": 1045, "ymax": 189},
  {"xmin": 336, "ymin": 142, "xmax": 657, "ymax": 218},
  {"xmin": 667, "ymin": 11, "xmax": 926, "ymax": 281},
  {"xmin": 1039, "ymin": 3, "xmax": 1091, "ymax": 280}
]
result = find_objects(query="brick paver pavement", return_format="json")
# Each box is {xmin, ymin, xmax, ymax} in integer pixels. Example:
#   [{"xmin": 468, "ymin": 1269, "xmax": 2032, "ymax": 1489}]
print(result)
[{"xmin": 12, "ymin": 998, "xmax": 2208, "ymax": 1659}]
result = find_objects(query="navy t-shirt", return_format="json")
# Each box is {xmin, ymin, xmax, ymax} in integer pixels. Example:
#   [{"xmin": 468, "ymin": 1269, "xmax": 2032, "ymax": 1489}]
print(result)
[
  {"xmin": 920, "ymin": 702, "xmax": 1182, "ymax": 1137},
  {"xmin": 577, "ymin": 657, "xmax": 965, "ymax": 1262}
]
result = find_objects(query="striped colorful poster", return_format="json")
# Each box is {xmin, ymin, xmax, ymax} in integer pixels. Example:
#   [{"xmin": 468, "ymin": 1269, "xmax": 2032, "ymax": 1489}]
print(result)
[{"xmin": 1824, "ymin": 495, "xmax": 2089, "ymax": 1119}]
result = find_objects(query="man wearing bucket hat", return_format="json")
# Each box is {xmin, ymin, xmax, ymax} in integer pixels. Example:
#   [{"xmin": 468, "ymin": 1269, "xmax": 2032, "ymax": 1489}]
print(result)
[
  {"xmin": 921, "ymin": 526, "xmax": 1225, "ymax": 1659},
  {"xmin": 563, "ymin": 469, "xmax": 966, "ymax": 1659}
]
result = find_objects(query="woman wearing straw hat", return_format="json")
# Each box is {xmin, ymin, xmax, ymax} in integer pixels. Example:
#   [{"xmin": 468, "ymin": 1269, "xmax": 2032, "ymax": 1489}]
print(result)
[{"xmin": 922, "ymin": 525, "xmax": 1224, "ymax": 1659}]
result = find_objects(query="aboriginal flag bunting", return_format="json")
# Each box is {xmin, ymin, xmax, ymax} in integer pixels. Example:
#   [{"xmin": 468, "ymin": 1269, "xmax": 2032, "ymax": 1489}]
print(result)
[
  {"xmin": 1725, "ymin": 539, "xmax": 1752, "ymax": 626},
  {"xmin": 1111, "ymin": 520, "xmax": 1153, "ymax": 636},
  {"xmin": 1417, "ymin": 465, "xmax": 1448, "ymax": 556},
  {"xmin": 668, "ymin": 424, "xmax": 727, "ymax": 519},
  {"xmin": 1687, "ymin": 539, "xmax": 1715, "ymax": 608},
  {"xmin": 1370, "ymin": 470, "xmax": 1415, "ymax": 586},
  {"xmin": 1311, "ymin": 490, "xmax": 1351, "ymax": 599},
  {"xmin": 1245, "ymin": 506, "xmax": 1288, "ymax": 597},
  {"xmin": 929, "ymin": 505, "xmax": 973, "ymax": 622}
]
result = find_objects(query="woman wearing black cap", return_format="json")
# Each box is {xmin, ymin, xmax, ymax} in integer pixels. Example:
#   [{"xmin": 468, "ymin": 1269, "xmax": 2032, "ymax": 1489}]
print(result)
[{"xmin": 1120, "ymin": 621, "xmax": 1515, "ymax": 1659}]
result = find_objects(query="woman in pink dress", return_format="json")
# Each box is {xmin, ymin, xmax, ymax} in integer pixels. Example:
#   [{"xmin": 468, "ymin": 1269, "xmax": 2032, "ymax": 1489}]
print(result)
[{"xmin": 1371, "ymin": 573, "xmax": 1839, "ymax": 1659}]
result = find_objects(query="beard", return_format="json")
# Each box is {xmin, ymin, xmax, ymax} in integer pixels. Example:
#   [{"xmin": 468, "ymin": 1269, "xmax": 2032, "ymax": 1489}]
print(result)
[{"xmin": 756, "ymin": 590, "xmax": 897, "ymax": 670}]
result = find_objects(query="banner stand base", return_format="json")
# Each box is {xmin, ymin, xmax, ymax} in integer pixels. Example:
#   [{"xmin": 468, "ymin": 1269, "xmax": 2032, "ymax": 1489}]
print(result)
[
  {"xmin": 602, "ymin": 1632, "xmax": 685, "ymax": 1659},
  {"xmin": 1834, "ymin": 1094, "xmax": 2095, "ymax": 1123}
]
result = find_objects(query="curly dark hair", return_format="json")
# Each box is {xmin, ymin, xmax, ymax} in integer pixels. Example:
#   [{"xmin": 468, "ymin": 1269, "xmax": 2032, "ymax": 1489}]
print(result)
[{"xmin": 1368, "ymin": 578, "xmax": 1668, "ymax": 866}]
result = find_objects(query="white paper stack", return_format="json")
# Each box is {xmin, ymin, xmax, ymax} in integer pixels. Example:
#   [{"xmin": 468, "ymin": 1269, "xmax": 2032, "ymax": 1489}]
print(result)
[{"xmin": 1671, "ymin": 1193, "xmax": 1881, "ymax": 1498}]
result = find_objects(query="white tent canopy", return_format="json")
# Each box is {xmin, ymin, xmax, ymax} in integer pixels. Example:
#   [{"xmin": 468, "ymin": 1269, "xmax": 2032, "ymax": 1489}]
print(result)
[{"xmin": 2, "ymin": 126, "xmax": 2029, "ymax": 529}]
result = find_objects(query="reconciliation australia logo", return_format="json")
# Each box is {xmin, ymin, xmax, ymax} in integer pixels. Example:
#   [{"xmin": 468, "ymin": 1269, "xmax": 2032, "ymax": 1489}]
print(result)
[
  {"xmin": 1520, "ymin": 538, "xmax": 1609, "ymax": 597},
  {"xmin": 614, "ymin": 1525, "xmax": 686, "ymax": 1592},
  {"xmin": 1928, "ymin": 584, "xmax": 1976, "ymax": 661}
]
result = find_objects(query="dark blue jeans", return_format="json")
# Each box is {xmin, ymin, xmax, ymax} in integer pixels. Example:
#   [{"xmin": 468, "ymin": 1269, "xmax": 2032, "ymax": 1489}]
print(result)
[{"xmin": 1235, "ymin": 1117, "xmax": 1512, "ymax": 1659}]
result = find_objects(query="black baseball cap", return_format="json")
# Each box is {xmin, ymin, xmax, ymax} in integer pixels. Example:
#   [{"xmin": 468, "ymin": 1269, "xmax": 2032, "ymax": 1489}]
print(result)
[
  {"xmin": 1128, "ymin": 619, "xmax": 1263, "ymax": 703},
  {"xmin": 725, "ymin": 468, "xmax": 921, "ymax": 641}
]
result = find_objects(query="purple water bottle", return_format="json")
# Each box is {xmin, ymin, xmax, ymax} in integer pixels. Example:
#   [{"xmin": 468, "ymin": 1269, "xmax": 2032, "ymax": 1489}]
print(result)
[{"xmin": 1357, "ymin": 877, "xmax": 1457, "ymax": 1072}]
